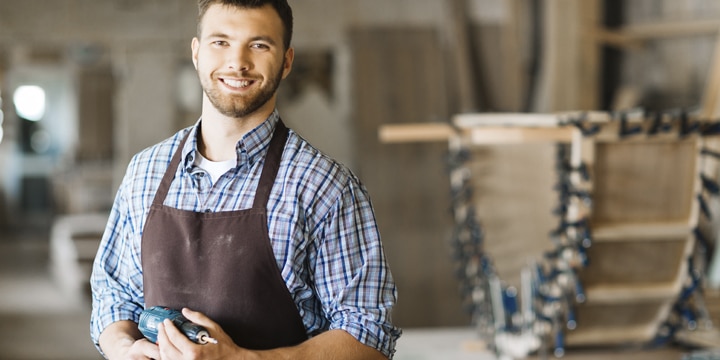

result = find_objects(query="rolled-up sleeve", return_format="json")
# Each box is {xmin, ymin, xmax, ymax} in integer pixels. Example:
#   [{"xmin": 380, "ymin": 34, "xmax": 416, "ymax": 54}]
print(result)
[{"xmin": 314, "ymin": 179, "xmax": 402, "ymax": 358}]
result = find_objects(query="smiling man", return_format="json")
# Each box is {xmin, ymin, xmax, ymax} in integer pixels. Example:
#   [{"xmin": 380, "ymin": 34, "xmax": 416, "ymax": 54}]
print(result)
[{"xmin": 90, "ymin": 1, "xmax": 401, "ymax": 359}]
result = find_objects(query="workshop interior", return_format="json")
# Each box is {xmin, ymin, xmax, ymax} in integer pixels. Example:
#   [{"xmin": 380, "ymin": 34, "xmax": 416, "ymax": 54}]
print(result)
[{"xmin": 3, "ymin": 0, "xmax": 720, "ymax": 359}]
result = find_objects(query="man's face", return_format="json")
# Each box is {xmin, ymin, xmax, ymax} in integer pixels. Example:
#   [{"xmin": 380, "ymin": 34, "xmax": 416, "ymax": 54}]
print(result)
[{"xmin": 192, "ymin": 4, "xmax": 293, "ymax": 119}]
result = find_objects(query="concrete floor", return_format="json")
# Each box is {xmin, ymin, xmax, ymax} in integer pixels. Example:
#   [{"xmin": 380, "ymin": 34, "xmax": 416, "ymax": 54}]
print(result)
[
  {"xmin": 0, "ymin": 226, "xmax": 102, "ymax": 360},
  {"xmin": 394, "ymin": 327, "xmax": 698, "ymax": 360},
  {"xmin": 0, "ymin": 221, "xmax": 714, "ymax": 360}
]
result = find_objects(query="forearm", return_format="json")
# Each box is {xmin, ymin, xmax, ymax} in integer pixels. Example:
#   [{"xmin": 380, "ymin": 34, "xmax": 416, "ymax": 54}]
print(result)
[
  {"xmin": 249, "ymin": 330, "xmax": 387, "ymax": 360},
  {"xmin": 98, "ymin": 320, "xmax": 144, "ymax": 359}
]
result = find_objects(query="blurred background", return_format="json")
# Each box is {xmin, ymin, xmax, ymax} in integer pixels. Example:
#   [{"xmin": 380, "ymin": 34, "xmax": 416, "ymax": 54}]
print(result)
[{"xmin": 2, "ymin": 0, "xmax": 720, "ymax": 359}]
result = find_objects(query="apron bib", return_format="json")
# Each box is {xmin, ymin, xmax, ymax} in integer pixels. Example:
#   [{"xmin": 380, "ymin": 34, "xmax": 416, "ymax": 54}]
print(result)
[{"xmin": 141, "ymin": 121, "xmax": 308, "ymax": 349}]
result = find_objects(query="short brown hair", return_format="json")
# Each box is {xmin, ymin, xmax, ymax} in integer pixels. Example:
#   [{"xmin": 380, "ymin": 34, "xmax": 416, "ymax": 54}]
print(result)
[{"xmin": 197, "ymin": 0, "xmax": 293, "ymax": 50}]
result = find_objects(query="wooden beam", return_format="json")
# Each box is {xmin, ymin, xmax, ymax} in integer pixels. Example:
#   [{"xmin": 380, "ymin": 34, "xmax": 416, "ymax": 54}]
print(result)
[
  {"xmin": 468, "ymin": 126, "xmax": 576, "ymax": 144},
  {"xmin": 591, "ymin": 221, "xmax": 693, "ymax": 242},
  {"xmin": 446, "ymin": 0, "xmax": 479, "ymax": 112},
  {"xmin": 453, "ymin": 111, "xmax": 613, "ymax": 128},
  {"xmin": 378, "ymin": 123, "xmax": 456, "ymax": 144},
  {"xmin": 454, "ymin": 113, "xmax": 561, "ymax": 128},
  {"xmin": 596, "ymin": 20, "xmax": 720, "ymax": 49},
  {"xmin": 377, "ymin": 122, "xmax": 576, "ymax": 145},
  {"xmin": 702, "ymin": 25, "xmax": 720, "ymax": 119}
]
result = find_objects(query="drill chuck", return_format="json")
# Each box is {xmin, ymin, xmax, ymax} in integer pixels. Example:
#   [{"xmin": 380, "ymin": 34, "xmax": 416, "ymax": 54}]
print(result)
[{"xmin": 139, "ymin": 306, "xmax": 217, "ymax": 345}]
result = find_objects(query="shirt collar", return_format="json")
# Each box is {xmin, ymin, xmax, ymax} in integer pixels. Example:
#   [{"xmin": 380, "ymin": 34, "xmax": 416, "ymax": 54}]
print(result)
[{"xmin": 182, "ymin": 110, "xmax": 281, "ymax": 171}]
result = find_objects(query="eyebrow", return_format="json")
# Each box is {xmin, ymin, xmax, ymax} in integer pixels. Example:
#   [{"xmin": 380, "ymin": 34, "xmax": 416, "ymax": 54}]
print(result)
[{"xmin": 204, "ymin": 32, "xmax": 278, "ymax": 46}]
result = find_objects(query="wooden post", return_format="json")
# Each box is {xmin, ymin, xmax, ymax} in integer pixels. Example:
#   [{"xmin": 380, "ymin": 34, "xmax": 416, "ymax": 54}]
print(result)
[
  {"xmin": 446, "ymin": 0, "xmax": 480, "ymax": 112},
  {"xmin": 701, "ymin": 26, "xmax": 720, "ymax": 119}
]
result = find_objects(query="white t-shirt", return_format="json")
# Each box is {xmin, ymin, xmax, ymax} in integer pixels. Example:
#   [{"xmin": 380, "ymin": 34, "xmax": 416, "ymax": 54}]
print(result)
[{"xmin": 194, "ymin": 152, "xmax": 236, "ymax": 184}]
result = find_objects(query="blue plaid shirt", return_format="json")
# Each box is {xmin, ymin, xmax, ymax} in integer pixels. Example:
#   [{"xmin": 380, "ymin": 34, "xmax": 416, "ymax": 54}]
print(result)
[{"xmin": 90, "ymin": 110, "xmax": 401, "ymax": 358}]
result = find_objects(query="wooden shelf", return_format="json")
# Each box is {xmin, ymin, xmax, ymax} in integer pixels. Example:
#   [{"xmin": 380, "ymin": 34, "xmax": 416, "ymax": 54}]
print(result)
[
  {"xmin": 591, "ymin": 220, "xmax": 693, "ymax": 242},
  {"xmin": 566, "ymin": 324, "xmax": 660, "ymax": 346},
  {"xmin": 584, "ymin": 282, "xmax": 683, "ymax": 304}
]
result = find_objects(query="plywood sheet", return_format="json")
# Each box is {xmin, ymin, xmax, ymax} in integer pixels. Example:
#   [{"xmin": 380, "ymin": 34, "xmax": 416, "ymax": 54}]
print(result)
[
  {"xmin": 578, "ymin": 238, "xmax": 688, "ymax": 285},
  {"xmin": 350, "ymin": 26, "xmax": 467, "ymax": 328},
  {"xmin": 466, "ymin": 143, "xmax": 558, "ymax": 289},
  {"xmin": 590, "ymin": 140, "xmax": 698, "ymax": 225}
]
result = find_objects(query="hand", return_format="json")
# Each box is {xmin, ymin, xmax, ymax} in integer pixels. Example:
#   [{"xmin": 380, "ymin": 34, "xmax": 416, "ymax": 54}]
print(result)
[
  {"xmin": 156, "ymin": 308, "xmax": 246, "ymax": 360},
  {"xmin": 123, "ymin": 338, "xmax": 160, "ymax": 360},
  {"xmin": 99, "ymin": 320, "xmax": 160, "ymax": 360}
]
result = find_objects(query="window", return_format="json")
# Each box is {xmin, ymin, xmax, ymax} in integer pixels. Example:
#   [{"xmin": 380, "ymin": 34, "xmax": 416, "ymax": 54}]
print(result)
[{"xmin": 13, "ymin": 85, "xmax": 46, "ymax": 121}]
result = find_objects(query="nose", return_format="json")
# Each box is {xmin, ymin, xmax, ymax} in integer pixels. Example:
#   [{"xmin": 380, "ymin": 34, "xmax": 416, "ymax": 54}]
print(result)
[{"xmin": 228, "ymin": 47, "xmax": 252, "ymax": 72}]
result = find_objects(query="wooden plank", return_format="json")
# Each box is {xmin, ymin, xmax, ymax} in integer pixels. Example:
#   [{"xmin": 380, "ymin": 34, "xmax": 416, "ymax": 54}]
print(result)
[
  {"xmin": 568, "ymin": 299, "xmax": 676, "ymax": 346},
  {"xmin": 533, "ymin": 0, "xmax": 601, "ymax": 111},
  {"xmin": 468, "ymin": 126, "xmax": 575, "ymax": 144},
  {"xmin": 675, "ymin": 328, "xmax": 720, "ymax": 349},
  {"xmin": 350, "ymin": 27, "xmax": 466, "ymax": 328},
  {"xmin": 469, "ymin": 0, "xmax": 528, "ymax": 112},
  {"xmin": 578, "ymin": 0, "xmax": 601, "ymax": 110},
  {"xmin": 585, "ymin": 283, "xmax": 682, "ymax": 304},
  {"xmin": 592, "ymin": 29, "xmax": 645, "ymax": 50},
  {"xmin": 446, "ymin": 0, "xmax": 479, "ymax": 112},
  {"xmin": 77, "ymin": 66, "xmax": 115, "ymax": 161},
  {"xmin": 454, "ymin": 111, "xmax": 613, "ymax": 128},
  {"xmin": 591, "ymin": 221, "xmax": 693, "ymax": 241},
  {"xmin": 465, "ymin": 142, "xmax": 558, "ymax": 292},
  {"xmin": 701, "ymin": 26, "xmax": 720, "ymax": 119},
  {"xmin": 579, "ymin": 237, "xmax": 691, "ymax": 287},
  {"xmin": 566, "ymin": 324, "xmax": 661, "ymax": 346},
  {"xmin": 378, "ymin": 123, "xmax": 455, "ymax": 143},
  {"xmin": 454, "ymin": 113, "xmax": 561, "ymax": 128},
  {"xmin": 378, "ymin": 122, "xmax": 576, "ymax": 145},
  {"xmin": 590, "ymin": 139, "xmax": 699, "ymax": 225},
  {"xmin": 596, "ymin": 20, "xmax": 720, "ymax": 46}
]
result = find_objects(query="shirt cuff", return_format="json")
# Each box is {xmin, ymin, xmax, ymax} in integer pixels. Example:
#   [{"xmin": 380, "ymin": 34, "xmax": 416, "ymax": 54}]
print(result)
[
  {"xmin": 91, "ymin": 300, "xmax": 143, "ymax": 353},
  {"xmin": 330, "ymin": 312, "xmax": 402, "ymax": 359}
]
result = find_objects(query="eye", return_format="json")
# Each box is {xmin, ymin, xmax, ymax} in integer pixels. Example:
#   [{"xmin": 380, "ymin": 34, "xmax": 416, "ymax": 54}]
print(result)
[
  {"xmin": 251, "ymin": 43, "xmax": 270, "ymax": 50},
  {"xmin": 211, "ymin": 40, "xmax": 229, "ymax": 47}
]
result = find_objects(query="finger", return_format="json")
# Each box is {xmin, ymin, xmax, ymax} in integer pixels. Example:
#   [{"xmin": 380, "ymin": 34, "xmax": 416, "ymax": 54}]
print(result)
[
  {"xmin": 156, "ymin": 321, "xmax": 180, "ymax": 355},
  {"xmin": 182, "ymin": 308, "xmax": 229, "ymax": 347},
  {"xmin": 161, "ymin": 318, "xmax": 198, "ymax": 354},
  {"xmin": 182, "ymin": 308, "xmax": 217, "ymax": 329},
  {"xmin": 135, "ymin": 338, "xmax": 160, "ymax": 359}
]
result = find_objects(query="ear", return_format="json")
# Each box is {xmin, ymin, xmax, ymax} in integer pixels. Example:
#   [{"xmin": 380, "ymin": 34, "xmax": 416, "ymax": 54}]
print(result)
[
  {"xmin": 191, "ymin": 37, "xmax": 200, "ymax": 70},
  {"xmin": 282, "ymin": 47, "xmax": 294, "ymax": 79}
]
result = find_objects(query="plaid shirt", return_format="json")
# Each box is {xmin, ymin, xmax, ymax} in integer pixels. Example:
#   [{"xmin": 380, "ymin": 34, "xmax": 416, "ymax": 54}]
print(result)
[{"xmin": 90, "ymin": 110, "xmax": 401, "ymax": 358}]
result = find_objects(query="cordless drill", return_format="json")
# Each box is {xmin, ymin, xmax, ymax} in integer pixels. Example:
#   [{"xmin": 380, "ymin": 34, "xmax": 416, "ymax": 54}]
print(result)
[{"xmin": 139, "ymin": 306, "xmax": 218, "ymax": 345}]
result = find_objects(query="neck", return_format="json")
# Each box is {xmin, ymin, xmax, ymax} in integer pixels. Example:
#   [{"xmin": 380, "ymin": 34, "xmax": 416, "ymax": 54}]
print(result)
[{"xmin": 198, "ymin": 102, "xmax": 275, "ymax": 162}]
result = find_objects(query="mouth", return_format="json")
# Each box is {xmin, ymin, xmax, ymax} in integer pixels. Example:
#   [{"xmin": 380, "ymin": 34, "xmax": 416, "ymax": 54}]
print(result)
[{"xmin": 220, "ymin": 77, "xmax": 254, "ymax": 90}]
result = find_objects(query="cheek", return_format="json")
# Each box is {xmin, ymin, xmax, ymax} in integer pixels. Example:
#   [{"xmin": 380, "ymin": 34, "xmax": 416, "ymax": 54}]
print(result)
[
  {"xmin": 196, "ymin": 52, "xmax": 221, "ymax": 72},
  {"xmin": 196, "ymin": 60, "xmax": 218, "ymax": 81}
]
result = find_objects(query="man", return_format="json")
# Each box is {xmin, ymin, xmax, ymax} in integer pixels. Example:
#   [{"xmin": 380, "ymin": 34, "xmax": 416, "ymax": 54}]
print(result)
[{"xmin": 90, "ymin": 0, "xmax": 401, "ymax": 359}]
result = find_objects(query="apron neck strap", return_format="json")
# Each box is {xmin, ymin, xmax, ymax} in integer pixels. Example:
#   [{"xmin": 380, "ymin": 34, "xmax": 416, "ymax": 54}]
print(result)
[
  {"xmin": 151, "ymin": 120, "xmax": 289, "ymax": 209},
  {"xmin": 253, "ymin": 119, "xmax": 289, "ymax": 208},
  {"xmin": 152, "ymin": 131, "xmax": 191, "ymax": 206}
]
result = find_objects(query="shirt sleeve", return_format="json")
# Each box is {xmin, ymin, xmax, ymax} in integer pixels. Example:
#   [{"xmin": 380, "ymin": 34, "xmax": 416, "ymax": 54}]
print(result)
[
  {"xmin": 313, "ymin": 177, "xmax": 402, "ymax": 359},
  {"xmin": 89, "ymin": 173, "xmax": 145, "ymax": 350}
]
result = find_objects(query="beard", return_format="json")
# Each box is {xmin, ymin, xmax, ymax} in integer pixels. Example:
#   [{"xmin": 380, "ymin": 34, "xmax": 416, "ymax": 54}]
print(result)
[{"xmin": 200, "ymin": 60, "xmax": 285, "ymax": 119}]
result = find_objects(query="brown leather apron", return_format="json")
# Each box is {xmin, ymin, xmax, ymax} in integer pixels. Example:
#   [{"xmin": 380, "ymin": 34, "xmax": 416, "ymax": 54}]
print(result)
[{"xmin": 141, "ymin": 121, "xmax": 308, "ymax": 349}]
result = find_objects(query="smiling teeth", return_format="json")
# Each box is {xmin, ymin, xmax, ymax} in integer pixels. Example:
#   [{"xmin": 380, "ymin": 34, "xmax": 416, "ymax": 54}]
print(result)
[{"xmin": 225, "ymin": 79, "xmax": 250, "ymax": 88}]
